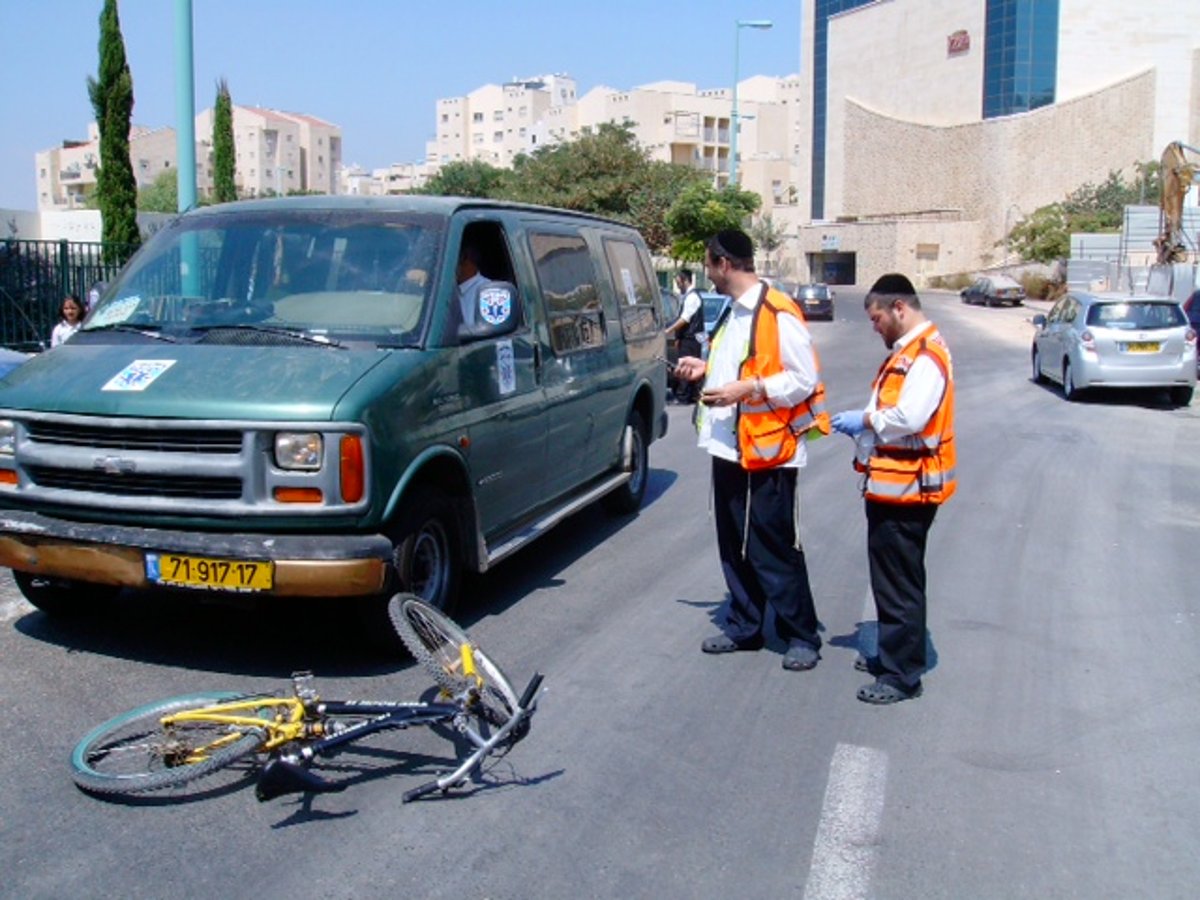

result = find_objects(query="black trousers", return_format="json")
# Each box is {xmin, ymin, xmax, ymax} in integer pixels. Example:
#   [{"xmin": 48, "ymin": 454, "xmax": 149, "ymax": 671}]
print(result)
[
  {"xmin": 866, "ymin": 499, "xmax": 938, "ymax": 690},
  {"xmin": 712, "ymin": 457, "xmax": 819, "ymax": 648}
]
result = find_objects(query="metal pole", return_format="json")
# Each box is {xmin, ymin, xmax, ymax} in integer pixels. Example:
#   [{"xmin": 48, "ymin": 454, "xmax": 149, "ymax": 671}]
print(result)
[
  {"xmin": 731, "ymin": 27, "xmax": 740, "ymax": 188},
  {"xmin": 730, "ymin": 20, "xmax": 772, "ymax": 189},
  {"xmin": 174, "ymin": 0, "xmax": 196, "ymax": 212}
]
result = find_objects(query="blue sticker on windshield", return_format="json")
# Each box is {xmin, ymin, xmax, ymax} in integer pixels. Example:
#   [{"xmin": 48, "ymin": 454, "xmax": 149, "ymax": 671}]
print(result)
[
  {"xmin": 103, "ymin": 359, "xmax": 176, "ymax": 391},
  {"xmin": 479, "ymin": 287, "xmax": 512, "ymax": 326}
]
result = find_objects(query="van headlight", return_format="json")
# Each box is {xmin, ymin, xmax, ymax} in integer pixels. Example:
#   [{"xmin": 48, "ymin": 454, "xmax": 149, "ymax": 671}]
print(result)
[
  {"xmin": 275, "ymin": 432, "xmax": 322, "ymax": 470},
  {"xmin": 0, "ymin": 420, "xmax": 14, "ymax": 456}
]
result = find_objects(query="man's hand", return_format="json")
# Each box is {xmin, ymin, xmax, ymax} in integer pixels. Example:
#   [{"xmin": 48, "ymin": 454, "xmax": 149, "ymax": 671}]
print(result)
[
  {"xmin": 831, "ymin": 410, "xmax": 867, "ymax": 437},
  {"xmin": 674, "ymin": 356, "xmax": 707, "ymax": 382},
  {"xmin": 700, "ymin": 378, "xmax": 757, "ymax": 407}
]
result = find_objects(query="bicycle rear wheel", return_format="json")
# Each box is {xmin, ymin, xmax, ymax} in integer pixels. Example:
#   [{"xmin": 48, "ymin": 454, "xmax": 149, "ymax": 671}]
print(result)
[
  {"xmin": 389, "ymin": 594, "xmax": 519, "ymax": 727},
  {"xmin": 71, "ymin": 693, "xmax": 268, "ymax": 797}
]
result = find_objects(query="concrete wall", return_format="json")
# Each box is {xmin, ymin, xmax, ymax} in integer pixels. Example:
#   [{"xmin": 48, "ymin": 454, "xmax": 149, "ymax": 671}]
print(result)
[{"xmin": 840, "ymin": 70, "xmax": 1156, "ymax": 264}]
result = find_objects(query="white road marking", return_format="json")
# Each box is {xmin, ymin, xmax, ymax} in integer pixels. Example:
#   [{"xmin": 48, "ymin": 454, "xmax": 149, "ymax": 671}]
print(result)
[{"xmin": 802, "ymin": 742, "xmax": 889, "ymax": 900}]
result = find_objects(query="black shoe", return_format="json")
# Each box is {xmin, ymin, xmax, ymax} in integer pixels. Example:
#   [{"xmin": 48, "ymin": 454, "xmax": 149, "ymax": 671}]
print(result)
[
  {"xmin": 701, "ymin": 633, "xmax": 764, "ymax": 654},
  {"xmin": 782, "ymin": 640, "xmax": 819, "ymax": 671}
]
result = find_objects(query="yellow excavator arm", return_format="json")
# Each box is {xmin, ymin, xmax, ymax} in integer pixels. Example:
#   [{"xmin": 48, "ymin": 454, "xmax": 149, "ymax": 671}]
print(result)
[{"xmin": 1157, "ymin": 141, "xmax": 1200, "ymax": 264}]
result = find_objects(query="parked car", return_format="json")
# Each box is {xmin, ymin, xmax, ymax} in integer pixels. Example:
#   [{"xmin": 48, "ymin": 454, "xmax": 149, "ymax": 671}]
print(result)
[
  {"xmin": 961, "ymin": 274, "xmax": 1026, "ymax": 307},
  {"xmin": 1030, "ymin": 291, "xmax": 1197, "ymax": 405},
  {"xmin": 697, "ymin": 291, "xmax": 730, "ymax": 357},
  {"xmin": 787, "ymin": 283, "xmax": 835, "ymax": 320},
  {"xmin": 0, "ymin": 196, "xmax": 669, "ymax": 628}
]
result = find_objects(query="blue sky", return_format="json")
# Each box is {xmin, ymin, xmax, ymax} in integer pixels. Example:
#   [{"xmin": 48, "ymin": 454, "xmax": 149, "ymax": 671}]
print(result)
[{"xmin": 0, "ymin": 0, "xmax": 803, "ymax": 210}]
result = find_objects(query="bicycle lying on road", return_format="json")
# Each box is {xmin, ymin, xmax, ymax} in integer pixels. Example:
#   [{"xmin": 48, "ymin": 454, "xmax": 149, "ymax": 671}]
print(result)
[{"xmin": 69, "ymin": 594, "xmax": 543, "ymax": 803}]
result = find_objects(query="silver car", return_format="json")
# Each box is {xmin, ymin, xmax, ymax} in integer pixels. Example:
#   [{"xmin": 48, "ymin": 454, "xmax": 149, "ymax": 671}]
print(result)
[{"xmin": 1031, "ymin": 291, "xmax": 1197, "ymax": 405}]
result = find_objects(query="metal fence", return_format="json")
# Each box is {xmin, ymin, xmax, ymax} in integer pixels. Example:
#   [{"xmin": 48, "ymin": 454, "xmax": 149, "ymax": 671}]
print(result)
[{"xmin": 0, "ymin": 238, "xmax": 136, "ymax": 351}]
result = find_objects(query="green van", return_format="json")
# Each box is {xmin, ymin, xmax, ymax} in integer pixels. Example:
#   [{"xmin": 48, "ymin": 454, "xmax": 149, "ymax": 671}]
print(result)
[{"xmin": 0, "ymin": 196, "xmax": 667, "ymax": 623}]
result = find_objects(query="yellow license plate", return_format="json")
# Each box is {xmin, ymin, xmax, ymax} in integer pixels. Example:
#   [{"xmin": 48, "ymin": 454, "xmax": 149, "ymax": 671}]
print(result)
[
  {"xmin": 146, "ymin": 553, "xmax": 274, "ymax": 591},
  {"xmin": 1124, "ymin": 342, "xmax": 1160, "ymax": 353}
]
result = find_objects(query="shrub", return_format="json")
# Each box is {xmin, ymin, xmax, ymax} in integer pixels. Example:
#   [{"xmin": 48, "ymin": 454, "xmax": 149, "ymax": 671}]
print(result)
[{"xmin": 928, "ymin": 272, "xmax": 972, "ymax": 291}]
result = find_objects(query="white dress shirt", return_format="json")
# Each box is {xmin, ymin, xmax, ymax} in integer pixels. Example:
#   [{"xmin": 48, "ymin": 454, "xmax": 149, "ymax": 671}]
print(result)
[
  {"xmin": 457, "ymin": 272, "xmax": 489, "ymax": 325},
  {"xmin": 697, "ymin": 282, "xmax": 819, "ymax": 468}
]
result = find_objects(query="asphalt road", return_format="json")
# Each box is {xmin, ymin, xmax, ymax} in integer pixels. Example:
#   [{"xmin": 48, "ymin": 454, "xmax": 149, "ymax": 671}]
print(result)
[{"xmin": 2, "ymin": 290, "xmax": 1198, "ymax": 898}]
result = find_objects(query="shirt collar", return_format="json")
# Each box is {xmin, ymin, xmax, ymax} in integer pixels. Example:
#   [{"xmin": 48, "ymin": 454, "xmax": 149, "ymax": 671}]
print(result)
[
  {"xmin": 733, "ymin": 280, "xmax": 765, "ymax": 311},
  {"xmin": 893, "ymin": 320, "xmax": 933, "ymax": 351}
]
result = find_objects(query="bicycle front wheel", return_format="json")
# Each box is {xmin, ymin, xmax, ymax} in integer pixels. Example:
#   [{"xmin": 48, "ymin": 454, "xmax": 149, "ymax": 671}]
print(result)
[
  {"xmin": 71, "ymin": 693, "xmax": 268, "ymax": 797},
  {"xmin": 389, "ymin": 594, "xmax": 519, "ymax": 727}
]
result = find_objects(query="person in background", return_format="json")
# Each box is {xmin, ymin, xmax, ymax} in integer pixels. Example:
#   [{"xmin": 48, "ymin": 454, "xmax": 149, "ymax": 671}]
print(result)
[
  {"xmin": 51, "ymin": 293, "xmax": 85, "ymax": 348},
  {"xmin": 830, "ymin": 273, "xmax": 956, "ymax": 705},
  {"xmin": 666, "ymin": 269, "xmax": 704, "ymax": 402},
  {"xmin": 673, "ymin": 229, "xmax": 830, "ymax": 672}
]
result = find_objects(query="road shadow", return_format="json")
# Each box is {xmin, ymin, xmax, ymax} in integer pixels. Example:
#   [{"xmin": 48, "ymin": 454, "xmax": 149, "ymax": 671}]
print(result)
[
  {"xmin": 12, "ymin": 465, "xmax": 682, "ymax": 676},
  {"xmin": 1028, "ymin": 377, "xmax": 1193, "ymax": 410}
]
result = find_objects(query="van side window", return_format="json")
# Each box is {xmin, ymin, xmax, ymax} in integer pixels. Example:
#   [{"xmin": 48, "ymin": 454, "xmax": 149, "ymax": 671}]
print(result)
[
  {"xmin": 602, "ymin": 238, "xmax": 659, "ymax": 341},
  {"xmin": 455, "ymin": 221, "xmax": 521, "ymax": 338},
  {"xmin": 529, "ymin": 232, "xmax": 605, "ymax": 353}
]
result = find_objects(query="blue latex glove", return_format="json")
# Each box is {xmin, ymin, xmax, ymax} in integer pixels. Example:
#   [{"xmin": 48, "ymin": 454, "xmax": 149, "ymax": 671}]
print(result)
[{"xmin": 831, "ymin": 410, "xmax": 866, "ymax": 437}]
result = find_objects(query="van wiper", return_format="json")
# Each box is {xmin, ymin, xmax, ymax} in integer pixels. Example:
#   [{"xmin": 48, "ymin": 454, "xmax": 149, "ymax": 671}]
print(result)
[
  {"xmin": 81, "ymin": 323, "xmax": 180, "ymax": 343},
  {"xmin": 189, "ymin": 323, "xmax": 345, "ymax": 348}
]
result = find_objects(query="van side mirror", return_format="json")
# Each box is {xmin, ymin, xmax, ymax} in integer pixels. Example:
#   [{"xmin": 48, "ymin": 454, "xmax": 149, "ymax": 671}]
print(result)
[
  {"xmin": 1032, "ymin": 314, "xmax": 1046, "ymax": 327},
  {"xmin": 457, "ymin": 283, "xmax": 520, "ymax": 342}
]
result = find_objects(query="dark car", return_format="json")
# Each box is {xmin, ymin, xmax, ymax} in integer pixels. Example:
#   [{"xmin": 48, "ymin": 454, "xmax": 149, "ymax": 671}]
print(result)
[
  {"xmin": 961, "ymin": 274, "xmax": 1026, "ymax": 307},
  {"xmin": 787, "ymin": 283, "xmax": 835, "ymax": 320}
]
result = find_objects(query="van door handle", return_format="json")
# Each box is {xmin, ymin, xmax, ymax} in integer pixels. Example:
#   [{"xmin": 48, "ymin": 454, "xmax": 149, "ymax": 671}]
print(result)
[{"xmin": 533, "ymin": 343, "xmax": 542, "ymax": 372}]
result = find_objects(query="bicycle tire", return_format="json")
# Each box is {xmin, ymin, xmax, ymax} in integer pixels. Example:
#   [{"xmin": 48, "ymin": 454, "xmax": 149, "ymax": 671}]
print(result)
[
  {"xmin": 388, "ymin": 594, "xmax": 519, "ymax": 727},
  {"xmin": 71, "ymin": 692, "xmax": 268, "ymax": 796}
]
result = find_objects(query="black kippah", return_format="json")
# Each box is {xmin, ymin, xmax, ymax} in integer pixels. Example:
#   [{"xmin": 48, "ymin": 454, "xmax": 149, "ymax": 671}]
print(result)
[
  {"xmin": 714, "ymin": 228, "xmax": 754, "ymax": 260},
  {"xmin": 869, "ymin": 273, "xmax": 916, "ymax": 296}
]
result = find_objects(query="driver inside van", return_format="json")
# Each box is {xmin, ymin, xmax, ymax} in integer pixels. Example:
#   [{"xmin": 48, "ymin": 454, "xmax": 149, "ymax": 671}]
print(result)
[{"xmin": 455, "ymin": 241, "xmax": 516, "ymax": 334}]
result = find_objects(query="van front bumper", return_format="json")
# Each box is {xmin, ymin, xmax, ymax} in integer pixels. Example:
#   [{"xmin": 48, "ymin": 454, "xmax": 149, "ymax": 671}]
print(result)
[{"xmin": 0, "ymin": 509, "xmax": 392, "ymax": 597}]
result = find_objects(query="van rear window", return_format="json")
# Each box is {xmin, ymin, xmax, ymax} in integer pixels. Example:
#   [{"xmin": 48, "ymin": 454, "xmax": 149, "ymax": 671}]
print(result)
[{"xmin": 603, "ymin": 238, "xmax": 659, "ymax": 342}]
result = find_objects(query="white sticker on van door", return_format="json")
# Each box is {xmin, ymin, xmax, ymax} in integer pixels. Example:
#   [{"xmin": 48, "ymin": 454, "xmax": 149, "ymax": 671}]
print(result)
[
  {"xmin": 102, "ymin": 359, "xmax": 177, "ymax": 391},
  {"xmin": 620, "ymin": 268, "xmax": 638, "ymax": 305},
  {"xmin": 496, "ymin": 340, "xmax": 516, "ymax": 395}
]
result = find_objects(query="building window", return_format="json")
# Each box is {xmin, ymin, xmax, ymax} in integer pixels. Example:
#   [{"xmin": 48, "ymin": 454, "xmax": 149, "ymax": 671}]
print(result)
[
  {"xmin": 493, "ymin": 131, "xmax": 503, "ymax": 142},
  {"xmin": 982, "ymin": 0, "xmax": 1059, "ymax": 118},
  {"xmin": 473, "ymin": 112, "xmax": 483, "ymax": 123}
]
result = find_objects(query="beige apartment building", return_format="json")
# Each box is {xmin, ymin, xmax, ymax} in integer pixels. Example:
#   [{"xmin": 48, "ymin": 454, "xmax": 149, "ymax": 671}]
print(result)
[
  {"xmin": 372, "ymin": 73, "xmax": 801, "ymax": 236},
  {"xmin": 36, "ymin": 106, "xmax": 341, "ymax": 211},
  {"xmin": 36, "ymin": 123, "xmax": 176, "ymax": 211}
]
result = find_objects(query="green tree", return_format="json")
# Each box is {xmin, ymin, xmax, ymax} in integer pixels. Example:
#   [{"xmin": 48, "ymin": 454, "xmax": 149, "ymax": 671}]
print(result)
[
  {"xmin": 626, "ymin": 161, "xmax": 706, "ymax": 254},
  {"xmin": 665, "ymin": 182, "xmax": 761, "ymax": 262},
  {"xmin": 212, "ymin": 78, "xmax": 237, "ymax": 204},
  {"xmin": 1007, "ymin": 204, "xmax": 1070, "ymax": 263},
  {"xmin": 137, "ymin": 168, "xmax": 178, "ymax": 212},
  {"xmin": 86, "ymin": 0, "xmax": 140, "ymax": 259},
  {"xmin": 419, "ymin": 159, "xmax": 510, "ymax": 197},
  {"xmin": 1005, "ymin": 162, "xmax": 1162, "ymax": 263},
  {"xmin": 749, "ymin": 213, "xmax": 787, "ymax": 276}
]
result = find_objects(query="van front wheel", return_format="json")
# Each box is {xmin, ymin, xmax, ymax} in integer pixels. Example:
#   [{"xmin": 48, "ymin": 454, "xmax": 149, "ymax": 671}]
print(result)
[
  {"xmin": 389, "ymin": 486, "xmax": 462, "ymax": 616},
  {"xmin": 603, "ymin": 412, "xmax": 649, "ymax": 515}
]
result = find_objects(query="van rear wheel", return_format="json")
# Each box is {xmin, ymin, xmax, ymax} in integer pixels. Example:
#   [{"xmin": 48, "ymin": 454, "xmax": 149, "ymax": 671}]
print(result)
[{"xmin": 602, "ymin": 412, "xmax": 649, "ymax": 515}]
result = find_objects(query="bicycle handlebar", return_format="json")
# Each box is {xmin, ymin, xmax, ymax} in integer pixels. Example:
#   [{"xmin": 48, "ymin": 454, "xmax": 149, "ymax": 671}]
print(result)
[{"xmin": 402, "ymin": 671, "xmax": 544, "ymax": 803}]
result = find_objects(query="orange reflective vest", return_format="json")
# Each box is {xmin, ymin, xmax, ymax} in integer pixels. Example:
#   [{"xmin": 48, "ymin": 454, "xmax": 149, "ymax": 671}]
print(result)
[
  {"xmin": 735, "ymin": 284, "xmax": 831, "ymax": 470},
  {"xmin": 854, "ymin": 323, "xmax": 956, "ymax": 504}
]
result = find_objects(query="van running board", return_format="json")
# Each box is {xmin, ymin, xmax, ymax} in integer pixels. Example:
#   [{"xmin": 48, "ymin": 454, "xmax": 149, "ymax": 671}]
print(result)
[{"xmin": 483, "ymin": 471, "xmax": 631, "ymax": 569}]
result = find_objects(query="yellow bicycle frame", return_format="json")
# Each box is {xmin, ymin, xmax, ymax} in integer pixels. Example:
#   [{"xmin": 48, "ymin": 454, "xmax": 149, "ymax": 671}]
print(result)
[{"xmin": 162, "ymin": 696, "xmax": 309, "ymax": 763}]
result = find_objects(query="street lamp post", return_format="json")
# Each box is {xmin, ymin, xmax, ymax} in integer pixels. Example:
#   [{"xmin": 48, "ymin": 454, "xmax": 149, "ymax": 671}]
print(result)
[{"xmin": 730, "ymin": 18, "xmax": 772, "ymax": 188}]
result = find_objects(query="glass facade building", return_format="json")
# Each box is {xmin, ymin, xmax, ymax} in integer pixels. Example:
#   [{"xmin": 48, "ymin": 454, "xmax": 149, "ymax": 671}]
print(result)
[
  {"xmin": 810, "ymin": 0, "xmax": 1060, "ymax": 218},
  {"xmin": 982, "ymin": 0, "xmax": 1059, "ymax": 118}
]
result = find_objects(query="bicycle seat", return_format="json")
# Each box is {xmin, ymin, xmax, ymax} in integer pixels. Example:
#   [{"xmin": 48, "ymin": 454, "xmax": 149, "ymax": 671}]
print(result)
[{"xmin": 255, "ymin": 757, "xmax": 345, "ymax": 802}]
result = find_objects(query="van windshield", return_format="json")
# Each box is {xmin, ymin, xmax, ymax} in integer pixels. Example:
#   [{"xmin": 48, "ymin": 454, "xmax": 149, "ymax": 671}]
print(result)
[{"xmin": 85, "ymin": 209, "xmax": 444, "ymax": 347}]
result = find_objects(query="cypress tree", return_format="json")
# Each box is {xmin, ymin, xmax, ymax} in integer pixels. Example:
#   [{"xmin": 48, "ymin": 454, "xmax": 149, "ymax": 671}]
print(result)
[
  {"xmin": 86, "ymin": 0, "xmax": 140, "ymax": 259},
  {"xmin": 212, "ymin": 78, "xmax": 236, "ymax": 203}
]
